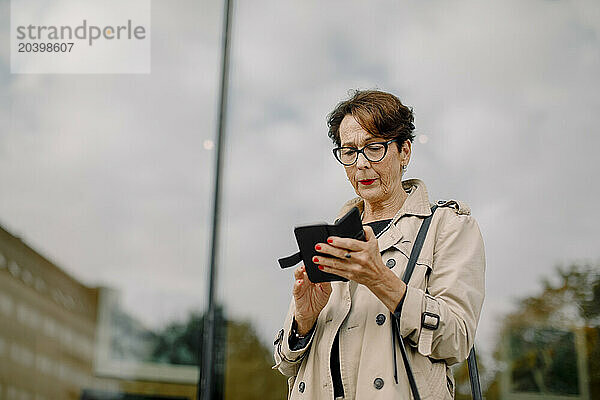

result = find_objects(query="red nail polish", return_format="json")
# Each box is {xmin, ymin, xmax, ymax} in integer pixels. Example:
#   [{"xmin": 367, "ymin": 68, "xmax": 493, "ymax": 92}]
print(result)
[
  {"xmin": 327, "ymin": 238, "xmax": 333, "ymax": 244},
  {"xmin": 315, "ymin": 244, "xmax": 321, "ymax": 251},
  {"xmin": 318, "ymin": 265, "xmax": 324, "ymax": 270},
  {"xmin": 313, "ymin": 257, "xmax": 319, "ymax": 263}
]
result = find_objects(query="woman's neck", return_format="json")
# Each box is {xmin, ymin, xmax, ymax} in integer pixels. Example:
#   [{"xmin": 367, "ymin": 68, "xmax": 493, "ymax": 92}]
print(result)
[{"xmin": 362, "ymin": 189, "xmax": 408, "ymax": 223}]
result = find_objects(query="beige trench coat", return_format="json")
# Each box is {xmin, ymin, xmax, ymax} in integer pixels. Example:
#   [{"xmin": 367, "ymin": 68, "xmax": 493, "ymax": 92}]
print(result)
[{"xmin": 273, "ymin": 179, "xmax": 485, "ymax": 400}]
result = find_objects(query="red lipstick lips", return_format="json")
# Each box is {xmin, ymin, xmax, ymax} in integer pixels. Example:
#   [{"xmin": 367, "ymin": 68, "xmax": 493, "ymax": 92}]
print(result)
[{"xmin": 359, "ymin": 179, "xmax": 376, "ymax": 185}]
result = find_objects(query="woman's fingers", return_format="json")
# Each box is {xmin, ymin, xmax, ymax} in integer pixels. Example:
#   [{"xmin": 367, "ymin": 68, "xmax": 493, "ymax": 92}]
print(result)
[
  {"xmin": 303, "ymin": 270, "xmax": 312, "ymax": 284},
  {"xmin": 323, "ymin": 226, "xmax": 378, "ymax": 251},
  {"xmin": 293, "ymin": 276, "xmax": 303, "ymax": 296},
  {"xmin": 317, "ymin": 281, "xmax": 332, "ymax": 295},
  {"xmin": 314, "ymin": 243, "xmax": 348, "ymax": 259},
  {"xmin": 293, "ymin": 266, "xmax": 332, "ymax": 329},
  {"xmin": 294, "ymin": 264, "xmax": 305, "ymax": 280},
  {"xmin": 317, "ymin": 256, "xmax": 351, "ymax": 275},
  {"xmin": 316, "ymin": 229, "xmax": 383, "ymax": 285},
  {"xmin": 325, "ymin": 236, "xmax": 365, "ymax": 251},
  {"xmin": 363, "ymin": 225, "xmax": 376, "ymax": 241},
  {"xmin": 319, "ymin": 263, "xmax": 351, "ymax": 281},
  {"xmin": 293, "ymin": 266, "xmax": 317, "ymax": 295},
  {"xmin": 293, "ymin": 267, "xmax": 307, "ymax": 294}
]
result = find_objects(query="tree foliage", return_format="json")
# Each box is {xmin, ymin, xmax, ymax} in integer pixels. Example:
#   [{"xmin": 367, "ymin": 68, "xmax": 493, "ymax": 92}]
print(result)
[
  {"xmin": 150, "ymin": 309, "xmax": 287, "ymax": 399},
  {"xmin": 485, "ymin": 261, "xmax": 600, "ymax": 400}
]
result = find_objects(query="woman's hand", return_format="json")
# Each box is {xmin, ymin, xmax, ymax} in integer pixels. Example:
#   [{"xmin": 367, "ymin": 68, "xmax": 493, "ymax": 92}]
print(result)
[
  {"xmin": 293, "ymin": 264, "xmax": 332, "ymax": 335},
  {"xmin": 314, "ymin": 226, "xmax": 406, "ymax": 312}
]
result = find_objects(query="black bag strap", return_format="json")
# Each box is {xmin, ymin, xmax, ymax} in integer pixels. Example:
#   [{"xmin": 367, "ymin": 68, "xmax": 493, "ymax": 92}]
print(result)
[
  {"xmin": 401, "ymin": 205, "xmax": 437, "ymax": 283},
  {"xmin": 392, "ymin": 204, "xmax": 482, "ymax": 400},
  {"xmin": 391, "ymin": 205, "xmax": 437, "ymax": 400}
]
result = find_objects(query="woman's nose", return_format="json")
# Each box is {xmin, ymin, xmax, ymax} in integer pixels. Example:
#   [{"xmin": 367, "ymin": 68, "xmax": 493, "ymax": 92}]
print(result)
[{"xmin": 356, "ymin": 152, "xmax": 371, "ymax": 169}]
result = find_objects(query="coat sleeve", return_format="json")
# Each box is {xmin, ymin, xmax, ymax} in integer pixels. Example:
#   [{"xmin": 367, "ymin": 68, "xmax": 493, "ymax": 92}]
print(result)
[
  {"xmin": 397, "ymin": 207, "xmax": 486, "ymax": 365},
  {"xmin": 272, "ymin": 298, "xmax": 316, "ymax": 377}
]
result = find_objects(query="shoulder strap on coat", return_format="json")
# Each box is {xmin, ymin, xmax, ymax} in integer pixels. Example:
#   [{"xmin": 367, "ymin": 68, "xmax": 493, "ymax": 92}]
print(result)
[
  {"xmin": 436, "ymin": 199, "xmax": 471, "ymax": 215},
  {"xmin": 395, "ymin": 204, "xmax": 482, "ymax": 400},
  {"xmin": 401, "ymin": 205, "xmax": 438, "ymax": 282}
]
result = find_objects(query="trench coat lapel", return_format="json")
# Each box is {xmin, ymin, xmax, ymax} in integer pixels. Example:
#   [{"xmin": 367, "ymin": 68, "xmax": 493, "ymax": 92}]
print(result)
[{"xmin": 336, "ymin": 179, "xmax": 433, "ymax": 253}]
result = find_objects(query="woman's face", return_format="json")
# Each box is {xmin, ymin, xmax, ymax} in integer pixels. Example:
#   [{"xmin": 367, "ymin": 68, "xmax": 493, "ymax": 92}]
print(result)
[{"xmin": 338, "ymin": 114, "xmax": 411, "ymax": 204}]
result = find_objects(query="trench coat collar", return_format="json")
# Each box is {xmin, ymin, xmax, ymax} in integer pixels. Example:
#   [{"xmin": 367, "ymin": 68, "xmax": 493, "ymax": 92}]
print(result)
[
  {"xmin": 336, "ymin": 178, "xmax": 432, "ymax": 220},
  {"xmin": 335, "ymin": 179, "xmax": 432, "ymax": 252}
]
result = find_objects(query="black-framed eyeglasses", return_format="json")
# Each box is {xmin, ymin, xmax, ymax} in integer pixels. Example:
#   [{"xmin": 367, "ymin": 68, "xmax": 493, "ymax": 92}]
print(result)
[{"xmin": 332, "ymin": 139, "xmax": 398, "ymax": 166}]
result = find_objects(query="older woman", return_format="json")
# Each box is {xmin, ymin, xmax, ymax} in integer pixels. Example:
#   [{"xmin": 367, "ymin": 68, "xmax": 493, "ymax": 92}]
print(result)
[{"xmin": 273, "ymin": 90, "xmax": 485, "ymax": 400}]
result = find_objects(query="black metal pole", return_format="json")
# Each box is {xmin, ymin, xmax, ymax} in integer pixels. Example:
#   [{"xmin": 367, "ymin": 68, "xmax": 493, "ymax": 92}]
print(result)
[
  {"xmin": 467, "ymin": 347, "xmax": 483, "ymax": 400},
  {"xmin": 199, "ymin": 0, "xmax": 233, "ymax": 398}
]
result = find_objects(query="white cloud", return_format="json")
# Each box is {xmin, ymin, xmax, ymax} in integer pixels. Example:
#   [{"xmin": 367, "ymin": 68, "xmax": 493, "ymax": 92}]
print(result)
[{"xmin": 1, "ymin": 0, "xmax": 599, "ymax": 359}]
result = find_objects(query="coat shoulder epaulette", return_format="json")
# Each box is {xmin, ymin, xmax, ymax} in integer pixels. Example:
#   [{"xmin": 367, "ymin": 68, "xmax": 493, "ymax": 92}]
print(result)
[{"xmin": 435, "ymin": 199, "xmax": 471, "ymax": 215}]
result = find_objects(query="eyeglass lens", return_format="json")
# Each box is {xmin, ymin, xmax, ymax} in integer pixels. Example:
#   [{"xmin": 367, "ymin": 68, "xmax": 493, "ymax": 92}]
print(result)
[{"xmin": 336, "ymin": 142, "xmax": 388, "ymax": 165}]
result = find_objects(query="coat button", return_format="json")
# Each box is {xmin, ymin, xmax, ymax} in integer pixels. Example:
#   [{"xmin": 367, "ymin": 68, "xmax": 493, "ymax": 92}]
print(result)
[
  {"xmin": 376, "ymin": 314, "xmax": 386, "ymax": 325},
  {"xmin": 298, "ymin": 381, "xmax": 305, "ymax": 393},
  {"xmin": 386, "ymin": 258, "xmax": 396, "ymax": 268},
  {"xmin": 374, "ymin": 377, "xmax": 384, "ymax": 390}
]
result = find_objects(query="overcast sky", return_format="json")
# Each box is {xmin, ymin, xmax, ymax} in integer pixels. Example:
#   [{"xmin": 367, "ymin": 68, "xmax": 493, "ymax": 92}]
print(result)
[{"xmin": 1, "ymin": 0, "xmax": 599, "ymax": 362}]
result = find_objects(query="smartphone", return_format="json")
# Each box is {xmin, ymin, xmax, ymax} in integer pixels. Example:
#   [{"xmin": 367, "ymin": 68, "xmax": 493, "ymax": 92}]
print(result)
[{"xmin": 293, "ymin": 207, "xmax": 365, "ymax": 283}]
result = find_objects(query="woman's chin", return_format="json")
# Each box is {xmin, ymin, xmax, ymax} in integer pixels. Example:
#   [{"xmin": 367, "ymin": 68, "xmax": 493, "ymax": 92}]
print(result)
[{"xmin": 358, "ymin": 187, "xmax": 381, "ymax": 201}]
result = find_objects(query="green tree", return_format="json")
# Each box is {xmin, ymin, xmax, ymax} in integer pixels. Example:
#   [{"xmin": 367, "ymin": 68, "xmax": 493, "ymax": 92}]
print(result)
[
  {"xmin": 151, "ymin": 309, "xmax": 287, "ymax": 400},
  {"xmin": 224, "ymin": 320, "xmax": 287, "ymax": 400},
  {"xmin": 486, "ymin": 262, "xmax": 600, "ymax": 400},
  {"xmin": 151, "ymin": 312, "xmax": 203, "ymax": 366}
]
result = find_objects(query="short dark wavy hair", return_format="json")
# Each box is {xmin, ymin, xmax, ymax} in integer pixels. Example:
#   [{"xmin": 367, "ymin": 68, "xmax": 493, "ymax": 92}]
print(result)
[{"xmin": 326, "ymin": 89, "xmax": 415, "ymax": 148}]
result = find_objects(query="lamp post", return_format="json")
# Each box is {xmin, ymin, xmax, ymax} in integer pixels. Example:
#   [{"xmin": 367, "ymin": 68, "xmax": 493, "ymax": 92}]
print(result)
[{"xmin": 199, "ymin": 0, "xmax": 233, "ymax": 398}]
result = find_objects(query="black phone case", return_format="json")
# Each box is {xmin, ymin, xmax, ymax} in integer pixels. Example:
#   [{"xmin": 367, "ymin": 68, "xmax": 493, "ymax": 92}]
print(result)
[{"xmin": 293, "ymin": 207, "xmax": 365, "ymax": 283}]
